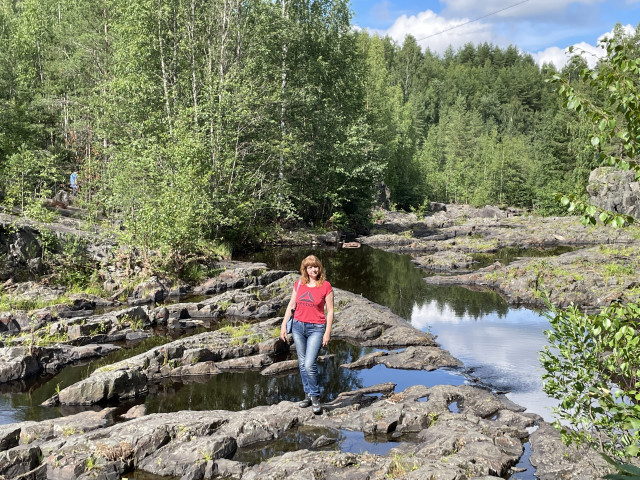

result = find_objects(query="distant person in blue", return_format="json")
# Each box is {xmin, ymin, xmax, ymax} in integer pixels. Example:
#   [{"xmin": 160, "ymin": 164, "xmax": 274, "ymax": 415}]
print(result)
[{"xmin": 70, "ymin": 171, "xmax": 78, "ymax": 196}]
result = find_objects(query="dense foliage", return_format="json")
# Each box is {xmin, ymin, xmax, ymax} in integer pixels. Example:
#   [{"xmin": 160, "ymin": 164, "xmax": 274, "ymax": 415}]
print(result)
[
  {"xmin": 541, "ymin": 32, "xmax": 640, "ymax": 464},
  {"xmin": 0, "ymin": 0, "xmax": 636, "ymax": 256},
  {"xmin": 551, "ymin": 27, "xmax": 640, "ymax": 228},
  {"xmin": 541, "ymin": 302, "xmax": 640, "ymax": 458}
]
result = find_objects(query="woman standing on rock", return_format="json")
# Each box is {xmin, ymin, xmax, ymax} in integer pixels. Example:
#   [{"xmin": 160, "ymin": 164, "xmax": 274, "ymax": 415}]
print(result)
[{"xmin": 280, "ymin": 255, "xmax": 334, "ymax": 414}]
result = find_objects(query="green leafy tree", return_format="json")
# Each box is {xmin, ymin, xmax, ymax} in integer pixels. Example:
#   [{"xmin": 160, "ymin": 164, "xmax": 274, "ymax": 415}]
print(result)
[
  {"xmin": 1, "ymin": 147, "xmax": 61, "ymax": 213},
  {"xmin": 541, "ymin": 302, "xmax": 640, "ymax": 458},
  {"xmin": 283, "ymin": 1, "xmax": 382, "ymax": 227},
  {"xmin": 541, "ymin": 28, "xmax": 640, "ymax": 465},
  {"xmin": 550, "ymin": 26, "xmax": 640, "ymax": 227}
]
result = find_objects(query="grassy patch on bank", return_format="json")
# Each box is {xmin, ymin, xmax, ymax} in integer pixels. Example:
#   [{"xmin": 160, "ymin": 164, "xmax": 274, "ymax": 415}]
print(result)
[
  {"xmin": 479, "ymin": 243, "xmax": 640, "ymax": 304},
  {"xmin": 0, "ymin": 294, "xmax": 74, "ymax": 312},
  {"xmin": 3, "ymin": 329, "xmax": 68, "ymax": 347},
  {"xmin": 219, "ymin": 322, "xmax": 265, "ymax": 345}
]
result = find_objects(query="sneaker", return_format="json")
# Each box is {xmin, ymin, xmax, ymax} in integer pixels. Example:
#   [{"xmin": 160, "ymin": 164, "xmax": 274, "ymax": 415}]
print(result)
[
  {"xmin": 298, "ymin": 396, "xmax": 312, "ymax": 408},
  {"xmin": 311, "ymin": 396, "xmax": 322, "ymax": 415}
]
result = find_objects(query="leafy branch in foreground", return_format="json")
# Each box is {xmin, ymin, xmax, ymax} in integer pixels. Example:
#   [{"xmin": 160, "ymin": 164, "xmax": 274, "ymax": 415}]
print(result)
[
  {"xmin": 555, "ymin": 193, "xmax": 635, "ymax": 228},
  {"xmin": 549, "ymin": 33, "xmax": 640, "ymax": 226},
  {"xmin": 551, "ymin": 39, "xmax": 640, "ymax": 174},
  {"xmin": 540, "ymin": 302, "xmax": 640, "ymax": 459},
  {"xmin": 541, "ymin": 31, "xmax": 640, "ymax": 477}
]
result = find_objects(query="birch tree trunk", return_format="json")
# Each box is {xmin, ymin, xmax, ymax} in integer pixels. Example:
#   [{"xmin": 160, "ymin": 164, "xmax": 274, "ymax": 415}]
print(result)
[
  {"xmin": 279, "ymin": 0, "xmax": 287, "ymax": 187},
  {"xmin": 157, "ymin": 0, "xmax": 173, "ymax": 135}
]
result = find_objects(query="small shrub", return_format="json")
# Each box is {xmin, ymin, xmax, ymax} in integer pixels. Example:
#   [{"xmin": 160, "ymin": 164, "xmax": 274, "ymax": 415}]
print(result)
[{"xmin": 540, "ymin": 302, "xmax": 640, "ymax": 459}]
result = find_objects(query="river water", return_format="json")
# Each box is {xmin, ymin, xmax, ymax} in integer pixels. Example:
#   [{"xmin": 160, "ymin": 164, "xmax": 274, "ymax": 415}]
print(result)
[
  {"xmin": 1, "ymin": 245, "xmax": 557, "ymax": 423},
  {"xmin": 242, "ymin": 244, "xmax": 558, "ymax": 422},
  {"xmin": 0, "ymin": 244, "xmax": 557, "ymax": 478}
]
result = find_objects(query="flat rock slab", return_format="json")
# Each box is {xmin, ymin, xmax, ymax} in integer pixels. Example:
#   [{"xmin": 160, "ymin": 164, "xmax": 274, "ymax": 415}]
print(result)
[
  {"xmin": 529, "ymin": 422, "xmax": 615, "ymax": 480},
  {"xmin": 413, "ymin": 250, "xmax": 475, "ymax": 272},
  {"xmin": 424, "ymin": 243, "xmax": 640, "ymax": 310},
  {"xmin": 376, "ymin": 346, "xmax": 462, "ymax": 371},
  {"xmin": 331, "ymin": 289, "xmax": 437, "ymax": 348},
  {"xmin": 341, "ymin": 347, "xmax": 461, "ymax": 372},
  {"xmin": 363, "ymin": 207, "xmax": 637, "ymax": 248},
  {"xmin": 0, "ymin": 344, "xmax": 121, "ymax": 385}
]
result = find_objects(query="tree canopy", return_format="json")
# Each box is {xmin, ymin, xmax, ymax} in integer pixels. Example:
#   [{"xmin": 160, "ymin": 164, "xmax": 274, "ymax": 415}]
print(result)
[{"xmin": 0, "ymin": 0, "xmax": 637, "ymax": 259}]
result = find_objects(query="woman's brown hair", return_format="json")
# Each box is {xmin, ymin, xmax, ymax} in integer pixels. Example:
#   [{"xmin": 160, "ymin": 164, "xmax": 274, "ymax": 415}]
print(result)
[{"xmin": 299, "ymin": 255, "xmax": 326, "ymax": 285}]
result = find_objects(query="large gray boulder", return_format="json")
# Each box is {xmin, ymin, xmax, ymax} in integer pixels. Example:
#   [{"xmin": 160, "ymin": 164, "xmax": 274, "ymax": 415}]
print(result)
[
  {"xmin": 57, "ymin": 369, "xmax": 148, "ymax": 405},
  {"xmin": 0, "ymin": 348, "xmax": 40, "ymax": 384},
  {"xmin": 529, "ymin": 422, "xmax": 612, "ymax": 479},
  {"xmin": 587, "ymin": 167, "xmax": 640, "ymax": 218}
]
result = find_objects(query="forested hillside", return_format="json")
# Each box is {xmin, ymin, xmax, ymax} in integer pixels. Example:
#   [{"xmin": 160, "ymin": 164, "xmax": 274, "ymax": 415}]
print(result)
[{"xmin": 0, "ymin": 0, "xmax": 636, "ymax": 253}]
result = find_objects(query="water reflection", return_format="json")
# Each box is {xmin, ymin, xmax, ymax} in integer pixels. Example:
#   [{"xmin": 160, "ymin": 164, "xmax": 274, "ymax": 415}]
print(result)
[
  {"xmin": 243, "ymin": 245, "xmax": 556, "ymax": 420},
  {"xmin": 140, "ymin": 341, "xmax": 464, "ymax": 416},
  {"xmin": 241, "ymin": 245, "xmax": 509, "ymax": 320},
  {"xmin": 0, "ymin": 336, "xmax": 169, "ymax": 425},
  {"xmin": 511, "ymin": 440, "xmax": 536, "ymax": 480},
  {"xmin": 412, "ymin": 301, "xmax": 555, "ymax": 420},
  {"xmin": 338, "ymin": 429, "xmax": 400, "ymax": 456},
  {"xmin": 1, "ymin": 244, "xmax": 557, "ymax": 425}
]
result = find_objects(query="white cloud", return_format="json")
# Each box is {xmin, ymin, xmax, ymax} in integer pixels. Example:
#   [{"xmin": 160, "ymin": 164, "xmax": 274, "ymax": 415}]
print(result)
[
  {"xmin": 380, "ymin": 3, "xmax": 636, "ymax": 72},
  {"xmin": 531, "ymin": 43, "xmax": 603, "ymax": 69},
  {"xmin": 531, "ymin": 46, "xmax": 569, "ymax": 68},
  {"xmin": 531, "ymin": 24, "xmax": 635, "ymax": 69},
  {"xmin": 385, "ymin": 10, "xmax": 495, "ymax": 54}
]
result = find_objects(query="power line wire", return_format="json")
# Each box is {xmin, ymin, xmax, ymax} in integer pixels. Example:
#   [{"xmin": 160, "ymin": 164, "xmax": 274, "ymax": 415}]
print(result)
[{"xmin": 416, "ymin": 0, "xmax": 531, "ymax": 42}]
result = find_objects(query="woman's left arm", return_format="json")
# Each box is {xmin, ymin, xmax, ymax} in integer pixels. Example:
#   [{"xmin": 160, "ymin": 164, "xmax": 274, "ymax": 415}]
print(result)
[{"xmin": 323, "ymin": 290, "xmax": 334, "ymax": 347}]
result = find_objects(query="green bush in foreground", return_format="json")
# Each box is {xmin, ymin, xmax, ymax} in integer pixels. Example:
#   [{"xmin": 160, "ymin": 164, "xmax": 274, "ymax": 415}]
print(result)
[
  {"xmin": 541, "ymin": 302, "xmax": 640, "ymax": 459},
  {"xmin": 542, "ymin": 30, "xmax": 640, "ymax": 474}
]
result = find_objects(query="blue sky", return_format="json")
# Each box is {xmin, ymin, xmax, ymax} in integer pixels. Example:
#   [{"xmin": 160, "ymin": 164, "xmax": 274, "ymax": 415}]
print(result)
[{"xmin": 349, "ymin": 0, "xmax": 640, "ymax": 68}]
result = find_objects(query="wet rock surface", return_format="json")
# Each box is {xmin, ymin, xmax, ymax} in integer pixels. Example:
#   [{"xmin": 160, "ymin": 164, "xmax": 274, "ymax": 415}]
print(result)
[
  {"xmin": 0, "ymin": 262, "xmax": 617, "ymax": 479},
  {"xmin": 0, "ymin": 344, "xmax": 120, "ymax": 384},
  {"xmin": 1, "ymin": 206, "xmax": 632, "ymax": 479},
  {"xmin": 0, "ymin": 382, "xmax": 615, "ymax": 480},
  {"xmin": 43, "ymin": 275, "xmax": 438, "ymax": 406},
  {"xmin": 0, "ymin": 267, "xmax": 293, "ymax": 386}
]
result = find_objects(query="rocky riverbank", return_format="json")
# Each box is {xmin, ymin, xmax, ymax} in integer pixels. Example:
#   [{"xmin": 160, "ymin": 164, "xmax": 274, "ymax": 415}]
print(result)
[
  {"xmin": 0, "ymin": 209, "xmax": 629, "ymax": 479},
  {"xmin": 358, "ymin": 205, "xmax": 640, "ymax": 311},
  {"xmin": 0, "ymin": 260, "xmax": 620, "ymax": 479}
]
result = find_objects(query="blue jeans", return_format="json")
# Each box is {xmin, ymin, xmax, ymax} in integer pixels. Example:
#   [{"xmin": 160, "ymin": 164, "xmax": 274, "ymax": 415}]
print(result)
[{"xmin": 291, "ymin": 320, "xmax": 325, "ymax": 398}]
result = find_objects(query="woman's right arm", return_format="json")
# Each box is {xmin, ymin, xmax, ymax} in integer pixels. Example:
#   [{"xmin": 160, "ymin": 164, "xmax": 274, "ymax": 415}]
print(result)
[{"xmin": 279, "ymin": 283, "xmax": 298, "ymax": 341}]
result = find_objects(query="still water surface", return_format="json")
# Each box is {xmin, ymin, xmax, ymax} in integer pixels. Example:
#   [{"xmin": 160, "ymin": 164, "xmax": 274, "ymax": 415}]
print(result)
[
  {"xmin": 242, "ymin": 245, "xmax": 557, "ymax": 421},
  {"xmin": 1, "ymin": 245, "xmax": 555, "ymax": 424},
  {"xmin": 0, "ymin": 245, "xmax": 554, "ymax": 478}
]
